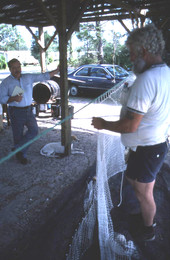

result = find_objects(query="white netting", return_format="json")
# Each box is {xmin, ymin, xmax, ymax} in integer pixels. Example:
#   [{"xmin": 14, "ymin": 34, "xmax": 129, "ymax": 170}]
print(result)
[
  {"xmin": 66, "ymin": 75, "xmax": 140, "ymax": 260},
  {"xmin": 66, "ymin": 180, "xmax": 97, "ymax": 260},
  {"xmin": 97, "ymin": 133, "xmax": 139, "ymax": 260}
]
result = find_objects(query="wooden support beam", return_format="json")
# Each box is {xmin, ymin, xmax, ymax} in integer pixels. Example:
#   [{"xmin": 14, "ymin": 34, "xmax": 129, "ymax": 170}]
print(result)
[
  {"xmin": 107, "ymin": 0, "xmax": 145, "ymax": 18},
  {"xmin": 107, "ymin": 0, "xmax": 136, "ymax": 13},
  {"xmin": 26, "ymin": 25, "xmax": 58, "ymax": 52},
  {"xmin": 26, "ymin": 25, "xmax": 58, "ymax": 74},
  {"xmin": 140, "ymin": 16, "xmax": 146, "ymax": 28},
  {"xmin": 58, "ymin": 0, "xmax": 71, "ymax": 156},
  {"xmin": 118, "ymin": 19, "xmax": 130, "ymax": 33},
  {"xmin": 39, "ymin": 27, "xmax": 46, "ymax": 73},
  {"xmin": 26, "ymin": 26, "xmax": 46, "ymax": 72},
  {"xmin": 66, "ymin": 0, "xmax": 91, "ymax": 41},
  {"xmin": 81, "ymin": 13, "xmax": 138, "ymax": 23},
  {"xmin": 44, "ymin": 29, "xmax": 58, "ymax": 51},
  {"xmin": 160, "ymin": 17, "xmax": 170, "ymax": 29},
  {"xmin": 35, "ymin": 0, "xmax": 57, "ymax": 27},
  {"xmin": 26, "ymin": 26, "xmax": 44, "ymax": 49}
]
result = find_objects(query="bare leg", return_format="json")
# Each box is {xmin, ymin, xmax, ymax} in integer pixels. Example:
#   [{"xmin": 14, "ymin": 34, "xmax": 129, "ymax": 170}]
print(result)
[{"xmin": 126, "ymin": 177, "xmax": 156, "ymax": 226}]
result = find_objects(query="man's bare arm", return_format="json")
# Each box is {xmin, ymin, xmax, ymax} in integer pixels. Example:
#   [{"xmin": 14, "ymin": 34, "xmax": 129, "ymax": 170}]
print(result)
[
  {"xmin": 91, "ymin": 110, "xmax": 143, "ymax": 133},
  {"xmin": 49, "ymin": 65, "xmax": 60, "ymax": 78}
]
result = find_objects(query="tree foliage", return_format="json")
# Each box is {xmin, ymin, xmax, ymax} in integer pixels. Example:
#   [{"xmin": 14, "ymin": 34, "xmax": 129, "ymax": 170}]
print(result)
[
  {"xmin": 70, "ymin": 22, "xmax": 102, "ymax": 66},
  {"xmin": 0, "ymin": 55, "xmax": 7, "ymax": 69},
  {"xmin": 114, "ymin": 44, "xmax": 132, "ymax": 70},
  {"xmin": 0, "ymin": 24, "xmax": 28, "ymax": 51},
  {"xmin": 76, "ymin": 23, "xmax": 97, "ymax": 55},
  {"xmin": 69, "ymin": 22, "xmax": 131, "ymax": 70},
  {"xmin": 103, "ymin": 42, "xmax": 114, "ymax": 64}
]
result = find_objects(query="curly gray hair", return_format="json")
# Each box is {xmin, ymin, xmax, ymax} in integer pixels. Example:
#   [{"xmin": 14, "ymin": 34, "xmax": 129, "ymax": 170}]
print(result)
[{"xmin": 126, "ymin": 24, "xmax": 165, "ymax": 56}]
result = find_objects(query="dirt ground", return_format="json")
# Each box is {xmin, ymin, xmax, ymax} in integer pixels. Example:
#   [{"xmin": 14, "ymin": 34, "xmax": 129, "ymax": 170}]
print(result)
[
  {"xmin": 0, "ymin": 103, "xmax": 170, "ymax": 260},
  {"xmin": 0, "ymin": 110, "xmax": 98, "ymax": 260}
]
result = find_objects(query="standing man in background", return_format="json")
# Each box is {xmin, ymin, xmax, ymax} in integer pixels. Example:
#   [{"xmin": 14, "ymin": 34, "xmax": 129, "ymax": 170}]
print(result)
[
  {"xmin": 92, "ymin": 24, "xmax": 170, "ymax": 241},
  {"xmin": 0, "ymin": 58, "xmax": 59, "ymax": 164}
]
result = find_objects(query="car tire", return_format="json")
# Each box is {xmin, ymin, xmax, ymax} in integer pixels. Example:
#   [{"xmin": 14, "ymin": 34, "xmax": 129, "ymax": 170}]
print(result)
[{"xmin": 70, "ymin": 85, "xmax": 78, "ymax": 96}]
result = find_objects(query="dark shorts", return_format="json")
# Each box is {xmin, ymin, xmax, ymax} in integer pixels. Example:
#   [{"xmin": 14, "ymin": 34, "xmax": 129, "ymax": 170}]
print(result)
[{"xmin": 125, "ymin": 142, "xmax": 168, "ymax": 183}]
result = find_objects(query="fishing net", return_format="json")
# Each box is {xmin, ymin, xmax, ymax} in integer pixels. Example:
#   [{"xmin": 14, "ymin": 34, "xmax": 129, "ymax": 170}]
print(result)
[
  {"xmin": 66, "ymin": 74, "xmax": 140, "ymax": 260},
  {"xmin": 96, "ymin": 133, "xmax": 139, "ymax": 260}
]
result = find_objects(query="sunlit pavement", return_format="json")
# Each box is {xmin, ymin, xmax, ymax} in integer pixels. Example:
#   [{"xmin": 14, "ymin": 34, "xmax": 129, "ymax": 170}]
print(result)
[
  {"xmin": 69, "ymin": 96, "xmax": 121, "ymax": 132},
  {"xmin": 36, "ymin": 96, "xmax": 121, "ymax": 136}
]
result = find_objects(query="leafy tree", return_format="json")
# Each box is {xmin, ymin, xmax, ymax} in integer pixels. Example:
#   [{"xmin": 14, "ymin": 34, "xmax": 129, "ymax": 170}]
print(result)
[
  {"xmin": 76, "ymin": 23, "xmax": 97, "ymax": 58},
  {"xmin": 115, "ymin": 44, "xmax": 132, "ymax": 70},
  {"xmin": 68, "ymin": 38, "xmax": 73, "ymax": 64},
  {"xmin": 103, "ymin": 42, "xmax": 132, "ymax": 70},
  {"xmin": 103, "ymin": 42, "xmax": 114, "ymax": 64},
  {"xmin": 95, "ymin": 21, "xmax": 104, "ymax": 63},
  {"xmin": 69, "ymin": 22, "xmax": 102, "ymax": 66},
  {"xmin": 31, "ymin": 32, "xmax": 41, "ymax": 61},
  {"xmin": 0, "ymin": 24, "xmax": 28, "ymax": 51},
  {"xmin": 73, "ymin": 22, "xmax": 130, "ymax": 68},
  {"xmin": 0, "ymin": 55, "xmax": 7, "ymax": 69}
]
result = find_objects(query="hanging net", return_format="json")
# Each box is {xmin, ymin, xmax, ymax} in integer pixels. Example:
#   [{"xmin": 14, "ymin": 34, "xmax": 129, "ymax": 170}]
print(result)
[{"xmin": 66, "ymin": 74, "xmax": 140, "ymax": 260}]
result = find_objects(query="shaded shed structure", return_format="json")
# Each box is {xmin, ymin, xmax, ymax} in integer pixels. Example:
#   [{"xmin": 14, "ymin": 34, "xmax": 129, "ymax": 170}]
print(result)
[
  {"xmin": 0, "ymin": 1, "xmax": 170, "ymax": 260},
  {"xmin": 0, "ymin": 0, "xmax": 170, "ymax": 153}
]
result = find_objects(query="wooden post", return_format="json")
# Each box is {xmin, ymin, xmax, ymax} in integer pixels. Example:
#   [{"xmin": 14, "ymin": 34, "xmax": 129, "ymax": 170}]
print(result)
[
  {"xmin": 0, "ymin": 104, "xmax": 3, "ymax": 131},
  {"xmin": 58, "ymin": 0, "xmax": 71, "ymax": 155},
  {"xmin": 39, "ymin": 27, "xmax": 46, "ymax": 73}
]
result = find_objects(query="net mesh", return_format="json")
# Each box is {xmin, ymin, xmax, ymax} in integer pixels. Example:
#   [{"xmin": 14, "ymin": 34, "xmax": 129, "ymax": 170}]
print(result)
[
  {"xmin": 96, "ymin": 133, "xmax": 139, "ymax": 260},
  {"xmin": 66, "ymin": 76, "xmax": 140, "ymax": 260},
  {"xmin": 66, "ymin": 180, "xmax": 97, "ymax": 259}
]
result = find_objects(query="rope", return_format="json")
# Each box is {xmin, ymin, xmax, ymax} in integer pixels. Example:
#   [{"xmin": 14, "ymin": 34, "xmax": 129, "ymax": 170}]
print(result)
[
  {"xmin": 116, "ymin": 171, "xmax": 124, "ymax": 207},
  {"xmin": 0, "ymin": 77, "xmax": 128, "ymax": 165}
]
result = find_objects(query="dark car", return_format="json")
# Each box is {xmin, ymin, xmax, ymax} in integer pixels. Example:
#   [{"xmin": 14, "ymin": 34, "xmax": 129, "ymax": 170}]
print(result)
[{"xmin": 67, "ymin": 64, "xmax": 129, "ymax": 96}]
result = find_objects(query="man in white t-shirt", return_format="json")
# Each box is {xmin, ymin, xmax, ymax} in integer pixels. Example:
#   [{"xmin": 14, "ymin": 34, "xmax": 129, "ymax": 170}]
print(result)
[{"xmin": 92, "ymin": 24, "xmax": 170, "ymax": 241}]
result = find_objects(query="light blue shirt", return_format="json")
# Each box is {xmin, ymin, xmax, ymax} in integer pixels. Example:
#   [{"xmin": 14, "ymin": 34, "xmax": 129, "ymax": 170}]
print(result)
[{"xmin": 0, "ymin": 72, "xmax": 50, "ymax": 107}]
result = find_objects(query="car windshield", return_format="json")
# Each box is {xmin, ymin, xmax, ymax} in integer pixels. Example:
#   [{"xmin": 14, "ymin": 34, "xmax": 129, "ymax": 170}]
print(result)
[{"xmin": 106, "ymin": 66, "xmax": 129, "ymax": 77}]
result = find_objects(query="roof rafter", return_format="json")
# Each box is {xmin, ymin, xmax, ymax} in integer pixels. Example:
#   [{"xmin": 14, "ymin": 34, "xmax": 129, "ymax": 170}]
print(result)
[
  {"xmin": 66, "ymin": 0, "xmax": 91, "ymax": 41},
  {"xmin": 35, "ymin": 0, "xmax": 57, "ymax": 28},
  {"xmin": 107, "ymin": 0, "xmax": 143, "ymax": 16}
]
